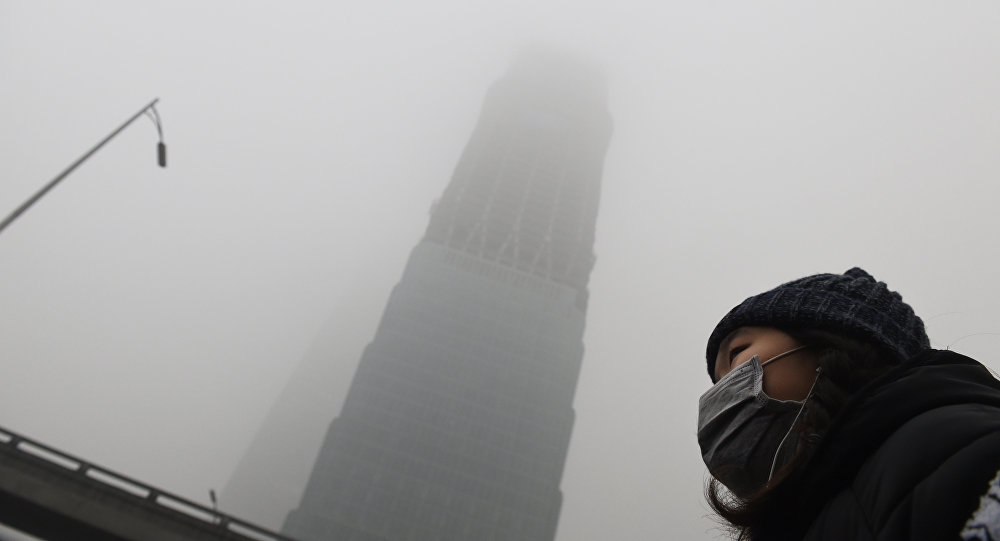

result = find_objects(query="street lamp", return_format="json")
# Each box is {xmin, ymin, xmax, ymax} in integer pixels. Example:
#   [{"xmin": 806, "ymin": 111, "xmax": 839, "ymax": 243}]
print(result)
[{"xmin": 0, "ymin": 98, "xmax": 167, "ymax": 236}]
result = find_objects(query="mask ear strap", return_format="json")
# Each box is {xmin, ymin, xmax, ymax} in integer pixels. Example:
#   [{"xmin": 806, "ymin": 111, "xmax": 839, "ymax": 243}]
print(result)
[
  {"xmin": 761, "ymin": 344, "xmax": 811, "ymax": 367},
  {"xmin": 767, "ymin": 366, "xmax": 823, "ymax": 482}
]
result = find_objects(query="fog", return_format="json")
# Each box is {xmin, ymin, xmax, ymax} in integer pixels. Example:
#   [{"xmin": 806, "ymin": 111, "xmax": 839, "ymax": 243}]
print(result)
[{"xmin": 3, "ymin": 2, "xmax": 1000, "ymax": 539}]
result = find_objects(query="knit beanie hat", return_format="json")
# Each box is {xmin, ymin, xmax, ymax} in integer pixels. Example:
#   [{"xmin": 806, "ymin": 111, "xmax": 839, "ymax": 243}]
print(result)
[{"xmin": 705, "ymin": 268, "xmax": 930, "ymax": 379}]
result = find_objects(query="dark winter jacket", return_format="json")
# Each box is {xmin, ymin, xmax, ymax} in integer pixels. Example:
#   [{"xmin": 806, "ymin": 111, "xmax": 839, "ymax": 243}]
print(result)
[{"xmin": 765, "ymin": 349, "xmax": 1000, "ymax": 541}]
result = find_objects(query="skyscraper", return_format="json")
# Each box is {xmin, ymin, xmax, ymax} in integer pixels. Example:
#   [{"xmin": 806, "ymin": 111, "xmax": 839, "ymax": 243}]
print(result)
[{"xmin": 282, "ymin": 49, "xmax": 612, "ymax": 541}]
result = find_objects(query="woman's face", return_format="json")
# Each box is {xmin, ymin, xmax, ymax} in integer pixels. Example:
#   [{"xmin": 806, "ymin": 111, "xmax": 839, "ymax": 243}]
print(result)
[{"xmin": 714, "ymin": 326, "xmax": 820, "ymax": 401}]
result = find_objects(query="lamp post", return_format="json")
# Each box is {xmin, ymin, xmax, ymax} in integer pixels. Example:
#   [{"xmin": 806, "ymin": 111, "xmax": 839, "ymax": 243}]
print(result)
[{"xmin": 0, "ymin": 98, "xmax": 166, "ymax": 236}]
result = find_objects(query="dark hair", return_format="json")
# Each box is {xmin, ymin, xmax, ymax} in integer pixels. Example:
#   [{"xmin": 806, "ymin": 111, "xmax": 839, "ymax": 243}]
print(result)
[{"xmin": 706, "ymin": 328, "xmax": 903, "ymax": 541}]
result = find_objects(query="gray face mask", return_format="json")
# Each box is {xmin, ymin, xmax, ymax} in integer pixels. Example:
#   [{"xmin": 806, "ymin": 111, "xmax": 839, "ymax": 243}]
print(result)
[{"xmin": 697, "ymin": 346, "xmax": 819, "ymax": 498}]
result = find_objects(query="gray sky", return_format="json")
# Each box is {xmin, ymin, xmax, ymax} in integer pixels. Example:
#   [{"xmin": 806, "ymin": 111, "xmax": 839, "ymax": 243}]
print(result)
[{"xmin": 3, "ymin": 2, "xmax": 1000, "ymax": 539}]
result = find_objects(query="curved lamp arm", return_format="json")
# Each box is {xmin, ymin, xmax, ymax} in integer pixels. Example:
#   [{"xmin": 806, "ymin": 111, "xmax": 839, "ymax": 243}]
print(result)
[{"xmin": 0, "ymin": 98, "xmax": 166, "ymax": 236}]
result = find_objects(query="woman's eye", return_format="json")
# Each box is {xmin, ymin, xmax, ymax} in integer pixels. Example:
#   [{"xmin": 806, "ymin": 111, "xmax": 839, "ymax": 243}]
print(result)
[{"xmin": 729, "ymin": 345, "xmax": 749, "ymax": 363}]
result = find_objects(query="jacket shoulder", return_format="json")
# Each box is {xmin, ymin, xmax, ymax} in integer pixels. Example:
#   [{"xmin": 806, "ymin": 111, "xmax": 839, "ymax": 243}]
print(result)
[{"xmin": 813, "ymin": 402, "xmax": 1000, "ymax": 540}]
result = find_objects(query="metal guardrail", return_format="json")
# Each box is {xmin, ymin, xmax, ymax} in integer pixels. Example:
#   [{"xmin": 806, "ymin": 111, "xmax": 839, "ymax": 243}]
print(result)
[{"xmin": 0, "ymin": 425, "xmax": 296, "ymax": 541}]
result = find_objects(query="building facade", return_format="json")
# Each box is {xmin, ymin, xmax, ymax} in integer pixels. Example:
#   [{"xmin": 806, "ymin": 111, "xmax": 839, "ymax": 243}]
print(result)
[{"xmin": 282, "ymin": 50, "xmax": 612, "ymax": 541}]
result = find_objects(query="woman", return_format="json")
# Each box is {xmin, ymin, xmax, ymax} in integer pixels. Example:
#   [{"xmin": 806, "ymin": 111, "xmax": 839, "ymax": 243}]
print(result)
[{"xmin": 698, "ymin": 268, "xmax": 1000, "ymax": 540}]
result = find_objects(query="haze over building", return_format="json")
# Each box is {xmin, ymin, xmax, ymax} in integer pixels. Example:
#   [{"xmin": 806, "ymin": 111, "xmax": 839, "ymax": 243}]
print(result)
[{"xmin": 230, "ymin": 48, "xmax": 612, "ymax": 540}]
